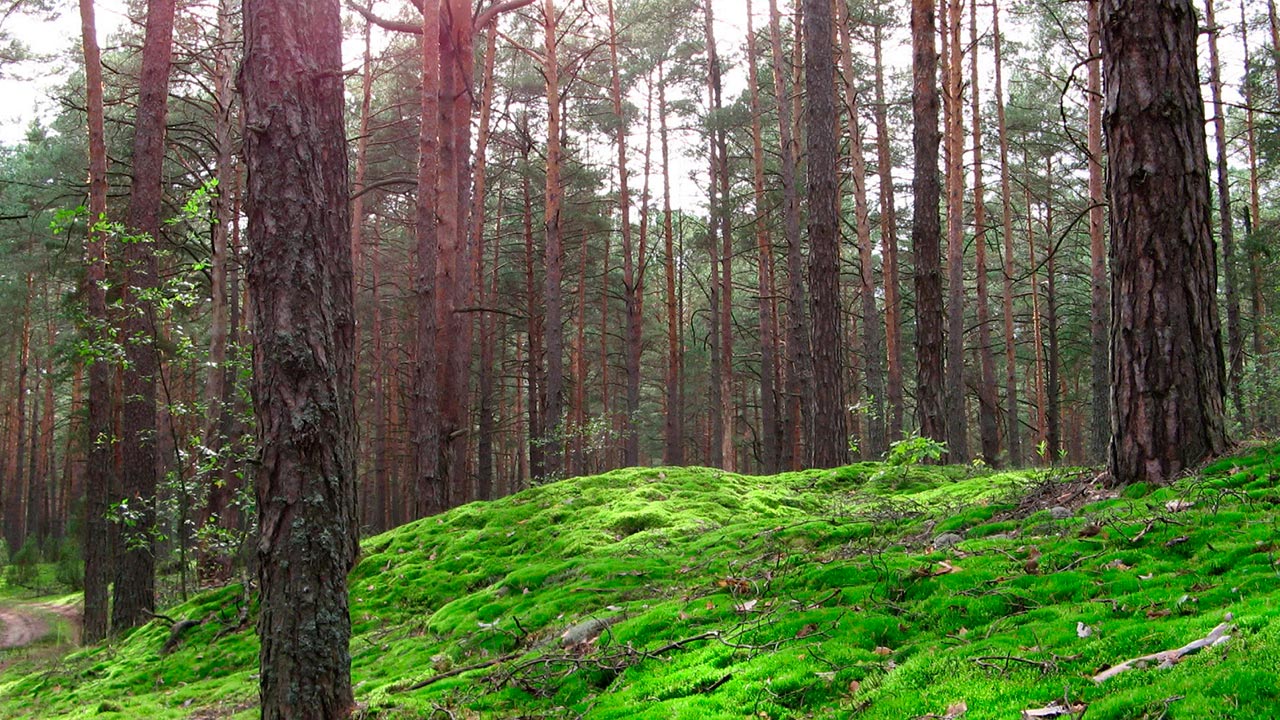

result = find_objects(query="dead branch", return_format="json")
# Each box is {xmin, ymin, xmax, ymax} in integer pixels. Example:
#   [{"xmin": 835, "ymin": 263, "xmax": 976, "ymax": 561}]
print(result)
[
  {"xmin": 1092, "ymin": 622, "xmax": 1232, "ymax": 683},
  {"xmin": 395, "ymin": 650, "xmax": 524, "ymax": 693}
]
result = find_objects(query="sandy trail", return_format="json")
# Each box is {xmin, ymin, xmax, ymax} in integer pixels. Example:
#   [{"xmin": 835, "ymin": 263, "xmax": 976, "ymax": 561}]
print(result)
[
  {"xmin": 0, "ymin": 606, "xmax": 50, "ymax": 649},
  {"xmin": 0, "ymin": 602, "xmax": 81, "ymax": 649}
]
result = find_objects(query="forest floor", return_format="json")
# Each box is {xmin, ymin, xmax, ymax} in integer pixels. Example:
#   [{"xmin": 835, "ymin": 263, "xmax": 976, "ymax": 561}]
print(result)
[{"xmin": 1, "ymin": 444, "xmax": 1279, "ymax": 719}]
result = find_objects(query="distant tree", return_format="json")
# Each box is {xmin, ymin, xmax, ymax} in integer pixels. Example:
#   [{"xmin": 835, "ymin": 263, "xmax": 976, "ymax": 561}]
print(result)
[
  {"xmin": 241, "ymin": 0, "xmax": 359, "ymax": 715},
  {"xmin": 1101, "ymin": 0, "xmax": 1228, "ymax": 484}
]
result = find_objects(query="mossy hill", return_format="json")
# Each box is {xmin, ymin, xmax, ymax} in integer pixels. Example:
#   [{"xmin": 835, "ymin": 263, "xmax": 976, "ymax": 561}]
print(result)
[{"xmin": 3, "ymin": 445, "xmax": 1280, "ymax": 719}]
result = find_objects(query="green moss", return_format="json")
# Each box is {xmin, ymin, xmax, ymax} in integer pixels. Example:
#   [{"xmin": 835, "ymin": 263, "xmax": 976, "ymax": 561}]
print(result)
[{"xmin": 4, "ymin": 446, "xmax": 1280, "ymax": 719}]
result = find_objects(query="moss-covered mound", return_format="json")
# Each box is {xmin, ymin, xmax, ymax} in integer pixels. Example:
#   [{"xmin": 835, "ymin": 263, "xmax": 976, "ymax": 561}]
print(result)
[{"xmin": 2, "ymin": 445, "xmax": 1279, "ymax": 719}]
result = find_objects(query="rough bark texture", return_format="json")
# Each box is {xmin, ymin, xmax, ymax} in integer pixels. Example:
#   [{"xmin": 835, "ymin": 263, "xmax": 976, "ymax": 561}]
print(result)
[
  {"xmin": 804, "ymin": 0, "xmax": 847, "ymax": 468},
  {"xmin": 1101, "ymin": 0, "xmax": 1228, "ymax": 485},
  {"xmin": 242, "ymin": 0, "xmax": 359, "ymax": 713},
  {"xmin": 78, "ymin": 0, "xmax": 111, "ymax": 645},
  {"xmin": 912, "ymin": 0, "xmax": 946, "ymax": 446},
  {"xmin": 114, "ymin": 0, "xmax": 175, "ymax": 634}
]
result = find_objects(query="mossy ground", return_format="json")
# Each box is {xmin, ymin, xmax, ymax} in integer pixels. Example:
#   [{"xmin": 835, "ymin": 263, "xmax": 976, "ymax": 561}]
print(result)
[{"xmin": 2, "ymin": 445, "xmax": 1279, "ymax": 718}]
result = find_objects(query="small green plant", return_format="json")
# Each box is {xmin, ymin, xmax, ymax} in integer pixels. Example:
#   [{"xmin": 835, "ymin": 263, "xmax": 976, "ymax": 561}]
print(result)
[
  {"xmin": 885, "ymin": 433, "xmax": 948, "ymax": 467},
  {"xmin": 54, "ymin": 537, "xmax": 83, "ymax": 591}
]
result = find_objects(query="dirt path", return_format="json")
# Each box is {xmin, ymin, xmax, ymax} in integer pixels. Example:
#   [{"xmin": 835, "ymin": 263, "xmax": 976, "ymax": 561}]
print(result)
[
  {"xmin": 0, "ymin": 606, "xmax": 49, "ymax": 648},
  {"xmin": 0, "ymin": 602, "xmax": 81, "ymax": 649}
]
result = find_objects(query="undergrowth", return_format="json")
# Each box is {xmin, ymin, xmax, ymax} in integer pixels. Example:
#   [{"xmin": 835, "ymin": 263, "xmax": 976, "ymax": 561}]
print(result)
[{"xmin": 1, "ymin": 444, "xmax": 1278, "ymax": 719}]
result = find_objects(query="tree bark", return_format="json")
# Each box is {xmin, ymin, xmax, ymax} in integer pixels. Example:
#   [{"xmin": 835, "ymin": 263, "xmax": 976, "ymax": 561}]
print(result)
[
  {"xmin": 747, "ymin": 0, "xmax": 781, "ymax": 473},
  {"xmin": 1085, "ymin": 0, "xmax": 1110, "ymax": 464},
  {"xmin": 242, "ymin": 0, "xmax": 358, "ymax": 713},
  {"xmin": 942, "ymin": 0, "xmax": 968, "ymax": 462},
  {"xmin": 542, "ymin": 0, "xmax": 566, "ymax": 478},
  {"xmin": 992, "ymin": 4, "xmax": 1021, "ymax": 466},
  {"xmin": 414, "ymin": 0, "xmax": 444, "ymax": 515},
  {"xmin": 873, "ymin": 19, "xmax": 904, "ymax": 444},
  {"xmin": 1101, "ymin": 0, "xmax": 1229, "ymax": 485},
  {"xmin": 804, "ymin": 0, "xmax": 847, "ymax": 468},
  {"xmin": 1204, "ymin": 0, "xmax": 1244, "ymax": 421},
  {"xmin": 837, "ymin": 0, "xmax": 885, "ymax": 460},
  {"xmin": 970, "ymin": 0, "xmax": 999, "ymax": 466},
  {"xmin": 769, "ymin": 0, "xmax": 812, "ymax": 470},
  {"xmin": 114, "ymin": 0, "xmax": 175, "ymax": 634},
  {"xmin": 659, "ymin": 61, "xmax": 684, "ymax": 466},
  {"xmin": 912, "ymin": 0, "xmax": 946, "ymax": 447}
]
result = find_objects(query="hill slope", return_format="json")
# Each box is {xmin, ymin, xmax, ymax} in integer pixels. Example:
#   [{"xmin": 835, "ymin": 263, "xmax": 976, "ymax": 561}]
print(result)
[{"xmin": 2, "ymin": 446, "xmax": 1279, "ymax": 719}]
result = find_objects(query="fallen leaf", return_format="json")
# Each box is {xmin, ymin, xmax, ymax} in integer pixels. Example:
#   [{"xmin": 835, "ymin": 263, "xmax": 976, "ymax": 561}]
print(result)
[
  {"xmin": 735, "ymin": 598, "xmax": 759, "ymax": 613},
  {"xmin": 1165, "ymin": 499, "xmax": 1194, "ymax": 512},
  {"xmin": 945, "ymin": 699, "xmax": 968, "ymax": 718},
  {"xmin": 1076, "ymin": 622, "xmax": 1093, "ymax": 638},
  {"xmin": 848, "ymin": 679, "xmax": 861, "ymax": 694},
  {"xmin": 1165, "ymin": 536, "xmax": 1189, "ymax": 548},
  {"xmin": 1146, "ymin": 609, "xmax": 1171, "ymax": 618},
  {"xmin": 796, "ymin": 623, "xmax": 818, "ymax": 638},
  {"xmin": 1104, "ymin": 559, "xmax": 1131, "ymax": 570},
  {"xmin": 958, "ymin": 626, "xmax": 969, "ymax": 637},
  {"xmin": 873, "ymin": 646, "xmax": 893, "ymax": 656}
]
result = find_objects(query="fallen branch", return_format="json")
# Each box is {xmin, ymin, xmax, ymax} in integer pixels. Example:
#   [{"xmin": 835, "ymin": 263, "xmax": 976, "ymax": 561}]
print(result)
[
  {"xmin": 972, "ymin": 654, "xmax": 1056, "ymax": 675},
  {"xmin": 161, "ymin": 617, "xmax": 205, "ymax": 655},
  {"xmin": 1092, "ymin": 622, "xmax": 1231, "ymax": 683},
  {"xmin": 395, "ymin": 650, "xmax": 523, "ymax": 693}
]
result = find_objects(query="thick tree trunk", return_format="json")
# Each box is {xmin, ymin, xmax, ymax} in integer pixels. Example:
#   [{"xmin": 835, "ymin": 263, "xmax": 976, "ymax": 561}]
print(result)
[
  {"xmin": 1101, "ymin": 0, "xmax": 1229, "ymax": 485},
  {"xmin": 912, "ymin": 0, "xmax": 946, "ymax": 446},
  {"xmin": 970, "ymin": 0, "xmax": 999, "ymax": 466},
  {"xmin": 114, "ymin": 0, "xmax": 175, "ymax": 634},
  {"xmin": 242, "ymin": 0, "xmax": 358, "ymax": 713},
  {"xmin": 804, "ymin": 0, "xmax": 847, "ymax": 468}
]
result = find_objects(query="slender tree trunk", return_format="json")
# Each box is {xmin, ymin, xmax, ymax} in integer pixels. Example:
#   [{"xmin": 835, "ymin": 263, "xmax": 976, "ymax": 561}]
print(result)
[
  {"xmin": 747, "ymin": 0, "xmax": 781, "ymax": 473},
  {"xmin": 770, "ymin": 0, "xmax": 812, "ymax": 469},
  {"xmin": 1024, "ymin": 153, "xmax": 1048, "ymax": 459},
  {"xmin": 912, "ymin": 0, "xmax": 946, "ymax": 446},
  {"xmin": 704, "ymin": 0, "xmax": 734, "ymax": 470},
  {"xmin": 542, "ymin": 0, "xmax": 565, "ymax": 478},
  {"xmin": 970, "ymin": 0, "xmax": 999, "ymax": 465},
  {"xmin": 1101, "ymin": 0, "xmax": 1229, "ymax": 485},
  {"xmin": 114, "ymin": 0, "xmax": 175, "ymax": 633},
  {"xmin": 475, "ymin": 25, "xmax": 498, "ymax": 500},
  {"xmin": 837, "ymin": 0, "xmax": 885, "ymax": 459},
  {"xmin": 659, "ymin": 62, "xmax": 683, "ymax": 466},
  {"xmin": 1205, "ymin": 0, "xmax": 1244, "ymax": 422},
  {"xmin": 1044, "ymin": 156, "xmax": 1060, "ymax": 462},
  {"xmin": 521, "ymin": 124, "xmax": 545, "ymax": 479},
  {"xmin": 371, "ymin": 223, "xmax": 389, "ymax": 529},
  {"xmin": 1085, "ymin": 0, "xmax": 1110, "ymax": 464},
  {"xmin": 873, "ymin": 20, "xmax": 904, "ymax": 444},
  {"xmin": 993, "ymin": 3, "xmax": 1021, "ymax": 466},
  {"xmin": 6, "ymin": 275, "xmax": 31, "ymax": 553},
  {"xmin": 942, "ymin": 0, "xmax": 968, "ymax": 462},
  {"xmin": 1242, "ymin": 0, "xmax": 1269, "ymax": 432},
  {"xmin": 242, "ymin": 0, "xmax": 358, "ymax": 712},
  {"xmin": 414, "ymin": 1, "xmax": 444, "ymax": 516}
]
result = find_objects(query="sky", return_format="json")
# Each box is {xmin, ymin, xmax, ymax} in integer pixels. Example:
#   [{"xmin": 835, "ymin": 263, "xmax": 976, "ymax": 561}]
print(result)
[{"xmin": 0, "ymin": 0, "xmax": 1253, "ymax": 212}]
